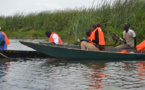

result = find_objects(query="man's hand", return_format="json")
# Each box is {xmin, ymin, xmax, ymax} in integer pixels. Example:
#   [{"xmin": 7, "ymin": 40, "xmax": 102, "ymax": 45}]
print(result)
[{"xmin": 85, "ymin": 39, "xmax": 91, "ymax": 42}]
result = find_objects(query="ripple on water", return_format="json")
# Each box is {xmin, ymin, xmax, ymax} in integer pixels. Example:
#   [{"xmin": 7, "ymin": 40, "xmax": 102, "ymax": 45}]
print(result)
[{"xmin": 0, "ymin": 59, "xmax": 145, "ymax": 89}]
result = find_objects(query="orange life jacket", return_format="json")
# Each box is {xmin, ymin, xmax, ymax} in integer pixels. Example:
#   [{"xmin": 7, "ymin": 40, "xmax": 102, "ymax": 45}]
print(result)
[
  {"xmin": 89, "ymin": 27, "xmax": 105, "ymax": 45},
  {"xmin": 117, "ymin": 50, "xmax": 127, "ymax": 53},
  {"xmin": 0, "ymin": 31, "xmax": 10, "ymax": 45},
  {"xmin": 87, "ymin": 36, "xmax": 96, "ymax": 45},
  {"xmin": 49, "ymin": 32, "xmax": 62, "ymax": 45},
  {"xmin": 136, "ymin": 40, "xmax": 145, "ymax": 53}
]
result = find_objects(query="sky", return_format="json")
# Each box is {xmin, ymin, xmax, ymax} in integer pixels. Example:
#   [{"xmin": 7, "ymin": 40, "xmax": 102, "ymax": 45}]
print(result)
[{"xmin": 0, "ymin": 0, "xmax": 114, "ymax": 16}]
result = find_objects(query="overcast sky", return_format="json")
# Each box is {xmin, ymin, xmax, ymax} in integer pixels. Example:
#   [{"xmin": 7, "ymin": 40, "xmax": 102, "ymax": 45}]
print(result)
[{"xmin": 0, "ymin": 0, "xmax": 114, "ymax": 16}]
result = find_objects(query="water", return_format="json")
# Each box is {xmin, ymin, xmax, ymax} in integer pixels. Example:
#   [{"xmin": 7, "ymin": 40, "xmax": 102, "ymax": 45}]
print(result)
[
  {"xmin": 7, "ymin": 38, "xmax": 46, "ymax": 51},
  {"xmin": 0, "ymin": 58, "xmax": 145, "ymax": 90},
  {"xmin": 1, "ymin": 39, "xmax": 145, "ymax": 90}
]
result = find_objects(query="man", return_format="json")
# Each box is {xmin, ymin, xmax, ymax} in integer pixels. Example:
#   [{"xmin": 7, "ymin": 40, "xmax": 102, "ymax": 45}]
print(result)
[
  {"xmin": 115, "ymin": 23, "xmax": 136, "ymax": 49},
  {"xmin": 0, "ymin": 27, "xmax": 10, "ymax": 50},
  {"xmin": 46, "ymin": 30, "xmax": 62, "ymax": 45},
  {"xmin": 81, "ymin": 23, "xmax": 105, "ymax": 51},
  {"xmin": 78, "ymin": 29, "xmax": 92, "ymax": 42}
]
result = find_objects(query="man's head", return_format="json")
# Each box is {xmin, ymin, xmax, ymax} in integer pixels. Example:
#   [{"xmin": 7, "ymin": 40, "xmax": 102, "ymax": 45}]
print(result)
[
  {"xmin": 96, "ymin": 23, "xmax": 101, "ymax": 27},
  {"xmin": 92, "ymin": 23, "xmax": 101, "ymax": 30},
  {"xmin": 124, "ymin": 23, "xmax": 130, "ymax": 30},
  {"xmin": 46, "ymin": 30, "xmax": 52, "ymax": 38},
  {"xmin": 92, "ymin": 24, "xmax": 97, "ymax": 30},
  {"xmin": 86, "ymin": 29, "xmax": 91, "ymax": 37}
]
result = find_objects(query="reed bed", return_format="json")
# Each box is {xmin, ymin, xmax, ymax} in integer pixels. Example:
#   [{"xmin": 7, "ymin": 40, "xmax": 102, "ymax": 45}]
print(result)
[{"xmin": 0, "ymin": 0, "xmax": 144, "ymax": 45}]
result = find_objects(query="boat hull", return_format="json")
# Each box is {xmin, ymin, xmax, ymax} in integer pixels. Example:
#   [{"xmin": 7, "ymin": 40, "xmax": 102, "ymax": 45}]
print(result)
[{"xmin": 20, "ymin": 41, "xmax": 145, "ymax": 60}]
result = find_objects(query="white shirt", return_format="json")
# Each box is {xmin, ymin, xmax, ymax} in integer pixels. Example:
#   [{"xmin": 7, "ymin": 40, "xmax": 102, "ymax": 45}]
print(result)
[
  {"xmin": 52, "ymin": 34, "xmax": 59, "ymax": 44},
  {"xmin": 123, "ymin": 29, "xmax": 136, "ymax": 47}
]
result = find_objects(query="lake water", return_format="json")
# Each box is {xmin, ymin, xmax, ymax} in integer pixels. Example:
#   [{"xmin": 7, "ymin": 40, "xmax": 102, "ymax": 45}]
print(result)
[
  {"xmin": 7, "ymin": 38, "xmax": 46, "ymax": 51},
  {"xmin": 0, "ymin": 58, "xmax": 145, "ymax": 90},
  {"xmin": 0, "ymin": 39, "xmax": 145, "ymax": 90}
]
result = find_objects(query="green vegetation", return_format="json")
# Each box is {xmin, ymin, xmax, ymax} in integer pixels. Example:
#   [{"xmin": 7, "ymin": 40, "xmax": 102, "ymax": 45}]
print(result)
[{"xmin": 0, "ymin": 0, "xmax": 145, "ymax": 45}]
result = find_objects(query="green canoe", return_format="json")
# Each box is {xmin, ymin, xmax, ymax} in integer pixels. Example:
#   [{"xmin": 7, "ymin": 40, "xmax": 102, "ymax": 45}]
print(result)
[{"xmin": 20, "ymin": 41, "xmax": 145, "ymax": 60}]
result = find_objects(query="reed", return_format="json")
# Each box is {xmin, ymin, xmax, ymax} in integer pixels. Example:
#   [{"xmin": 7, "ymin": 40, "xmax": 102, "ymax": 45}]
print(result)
[{"xmin": 0, "ymin": 0, "xmax": 144, "ymax": 45}]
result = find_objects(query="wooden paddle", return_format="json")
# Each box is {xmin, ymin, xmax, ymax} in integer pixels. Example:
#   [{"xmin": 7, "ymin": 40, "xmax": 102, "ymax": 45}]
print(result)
[
  {"xmin": 0, "ymin": 52, "xmax": 9, "ymax": 59},
  {"xmin": 112, "ymin": 33, "xmax": 125, "ymax": 43}
]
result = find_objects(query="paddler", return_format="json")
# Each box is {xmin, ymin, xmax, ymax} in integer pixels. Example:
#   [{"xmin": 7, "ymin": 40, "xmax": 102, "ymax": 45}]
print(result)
[
  {"xmin": 81, "ymin": 23, "xmax": 105, "ymax": 51},
  {"xmin": 46, "ymin": 30, "xmax": 62, "ymax": 45},
  {"xmin": 78, "ymin": 29, "xmax": 92, "ymax": 42},
  {"xmin": 115, "ymin": 23, "xmax": 136, "ymax": 49}
]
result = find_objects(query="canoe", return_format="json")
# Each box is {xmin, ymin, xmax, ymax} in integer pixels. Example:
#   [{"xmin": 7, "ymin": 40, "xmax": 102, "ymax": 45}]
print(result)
[
  {"xmin": 0, "ymin": 50, "xmax": 49, "ymax": 58},
  {"xmin": 20, "ymin": 41, "xmax": 145, "ymax": 60}
]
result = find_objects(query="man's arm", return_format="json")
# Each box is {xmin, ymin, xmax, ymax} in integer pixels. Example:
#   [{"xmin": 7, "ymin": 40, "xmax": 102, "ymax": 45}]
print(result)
[
  {"xmin": 123, "ymin": 38, "xmax": 126, "ymax": 44},
  {"xmin": 134, "ymin": 37, "xmax": 136, "ymax": 49},
  {"xmin": 131, "ymin": 30, "xmax": 136, "ymax": 49},
  {"xmin": 123, "ymin": 31, "xmax": 126, "ymax": 44}
]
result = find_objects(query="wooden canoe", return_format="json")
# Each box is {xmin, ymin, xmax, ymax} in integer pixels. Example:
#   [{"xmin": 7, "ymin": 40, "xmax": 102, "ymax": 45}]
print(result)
[{"xmin": 20, "ymin": 41, "xmax": 145, "ymax": 60}]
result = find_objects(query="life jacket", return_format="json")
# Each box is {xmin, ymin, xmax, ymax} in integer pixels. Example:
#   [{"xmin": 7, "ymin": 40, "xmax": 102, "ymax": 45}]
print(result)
[
  {"xmin": 117, "ymin": 50, "xmax": 127, "ymax": 53},
  {"xmin": 49, "ymin": 32, "xmax": 62, "ymax": 45},
  {"xmin": 136, "ymin": 40, "xmax": 145, "ymax": 54},
  {"xmin": 87, "ymin": 36, "xmax": 96, "ymax": 45},
  {"xmin": 0, "ymin": 31, "xmax": 10, "ymax": 45},
  {"xmin": 89, "ymin": 27, "xmax": 105, "ymax": 45}
]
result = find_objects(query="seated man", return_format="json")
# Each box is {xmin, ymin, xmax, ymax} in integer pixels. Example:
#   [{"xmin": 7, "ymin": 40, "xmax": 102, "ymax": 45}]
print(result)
[
  {"xmin": 0, "ymin": 27, "xmax": 10, "ymax": 50},
  {"xmin": 115, "ymin": 23, "xmax": 136, "ymax": 49},
  {"xmin": 46, "ymin": 30, "xmax": 62, "ymax": 45},
  {"xmin": 78, "ymin": 29, "xmax": 92, "ymax": 42},
  {"xmin": 81, "ymin": 23, "xmax": 105, "ymax": 51}
]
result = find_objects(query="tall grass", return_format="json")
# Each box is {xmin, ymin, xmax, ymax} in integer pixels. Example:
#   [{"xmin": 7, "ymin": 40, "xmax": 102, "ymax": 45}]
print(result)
[{"xmin": 0, "ymin": 0, "xmax": 144, "ymax": 45}]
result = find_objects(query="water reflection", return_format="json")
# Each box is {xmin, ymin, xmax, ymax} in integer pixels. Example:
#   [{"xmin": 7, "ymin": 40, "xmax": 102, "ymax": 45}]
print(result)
[
  {"xmin": 89, "ymin": 64, "xmax": 107, "ymax": 89},
  {"xmin": 0, "ymin": 59, "xmax": 10, "ymax": 78},
  {"xmin": 0, "ymin": 58, "xmax": 145, "ymax": 90},
  {"xmin": 136, "ymin": 62, "xmax": 145, "ymax": 86}
]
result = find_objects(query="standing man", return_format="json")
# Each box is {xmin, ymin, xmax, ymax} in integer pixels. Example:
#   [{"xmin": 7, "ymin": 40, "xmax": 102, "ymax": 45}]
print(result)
[
  {"xmin": 0, "ymin": 27, "xmax": 10, "ymax": 50},
  {"xmin": 115, "ymin": 23, "xmax": 136, "ymax": 49},
  {"xmin": 46, "ymin": 30, "xmax": 62, "ymax": 45},
  {"xmin": 81, "ymin": 23, "xmax": 105, "ymax": 51}
]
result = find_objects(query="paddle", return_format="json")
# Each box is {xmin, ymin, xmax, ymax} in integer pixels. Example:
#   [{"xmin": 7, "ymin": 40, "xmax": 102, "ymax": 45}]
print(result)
[
  {"xmin": 77, "ymin": 37, "xmax": 86, "ymax": 42},
  {"xmin": 112, "ymin": 33, "xmax": 125, "ymax": 43},
  {"xmin": 0, "ymin": 52, "xmax": 9, "ymax": 59}
]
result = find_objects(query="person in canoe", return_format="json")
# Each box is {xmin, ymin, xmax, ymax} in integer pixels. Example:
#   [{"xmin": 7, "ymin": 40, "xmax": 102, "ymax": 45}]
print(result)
[
  {"xmin": 46, "ymin": 30, "xmax": 62, "ymax": 45},
  {"xmin": 0, "ymin": 27, "xmax": 10, "ymax": 50},
  {"xmin": 81, "ymin": 23, "xmax": 105, "ymax": 51},
  {"xmin": 115, "ymin": 23, "xmax": 136, "ymax": 49},
  {"xmin": 78, "ymin": 29, "xmax": 92, "ymax": 42}
]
